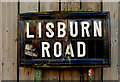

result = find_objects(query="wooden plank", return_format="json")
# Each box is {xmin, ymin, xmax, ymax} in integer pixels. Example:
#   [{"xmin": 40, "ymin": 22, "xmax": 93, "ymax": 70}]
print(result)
[
  {"xmin": 95, "ymin": 68, "xmax": 101, "ymax": 80},
  {"xmin": 0, "ymin": 1, "xmax": 1, "ymax": 81},
  {"xmin": 19, "ymin": 1, "xmax": 38, "ymax": 80},
  {"xmin": 60, "ymin": 69, "xmax": 81, "ymax": 80},
  {"xmin": 20, "ymin": 1, "xmax": 38, "ymax": 13},
  {"xmin": 71, "ymin": 69, "xmax": 80, "ymax": 80},
  {"xmin": 61, "ymin": 0, "xmax": 80, "ymax": 11},
  {"xmin": 84, "ymin": 72, "xmax": 88, "ymax": 80},
  {"xmin": 19, "ymin": 67, "xmax": 35, "ymax": 80},
  {"xmin": 118, "ymin": 2, "xmax": 120, "ymax": 82},
  {"xmin": 59, "ymin": 0, "xmax": 81, "ymax": 80},
  {"xmin": 42, "ymin": 69, "xmax": 59, "ymax": 80},
  {"xmin": 60, "ymin": 69, "xmax": 72, "ymax": 80},
  {"xmin": 2, "ymin": 2, "xmax": 17, "ymax": 80},
  {"xmin": 81, "ymin": 0, "xmax": 101, "ymax": 80},
  {"xmin": 40, "ymin": 2, "xmax": 59, "ymax": 12},
  {"xmin": 81, "ymin": 0, "xmax": 101, "ymax": 11},
  {"xmin": 41, "ymin": 69, "xmax": 50, "ymax": 80},
  {"xmin": 103, "ymin": 2, "xmax": 118, "ymax": 80},
  {"xmin": 40, "ymin": 1, "xmax": 60, "ymax": 81}
]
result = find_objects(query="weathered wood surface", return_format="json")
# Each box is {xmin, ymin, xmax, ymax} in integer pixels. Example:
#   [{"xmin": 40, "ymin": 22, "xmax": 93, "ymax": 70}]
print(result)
[
  {"xmin": 42, "ymin": 69, "xmax": 59, "ymax": 80},
  {"xmin": 95, "ymin": 68, "xmax": 101, "ymax": 80},
  {"xmin": 19, "ymin": 2, "xmax": 38, "ymax": 80},
  {"xmin": 61, "ymin": 0, "xmax": 80, "ymax": 11},
  {"xmin": 118, "ymin": 2, "xmax": 120, "ymax": 82},
  {"xmin": 19, "ymin": 67, "xmax": 35, "ymax": 80},
  {"xmin": 60, "ymin": 69, "xmax": 81, "ymax": 80},
  {"xmin": 0, "ymin": 1, "xmax": 2, "ymax": 82},
  {"xmin": 71, "ymin": 69, "xmax": 81, "ymax": 80},
  {"xmin": 20, "ymin": 1, "xmax": 38, "ymax": 13},
  {"xmin": 103, "ymin": 2, "xmax": 118, "ymax": 80},
  {"xmin": 40, "ymin": 2, "xmax": 59, "ymax": 12},
  {"xmin": 2, "ymin": 2, "xmax": 17, "ymax": 80},
  {"xmin": 60, "ymin": 69, "xmax": 72, "ymax": 80},
  {"xmin": 81, "ymin": 1, "xmax": 101, "ymax": 11}
]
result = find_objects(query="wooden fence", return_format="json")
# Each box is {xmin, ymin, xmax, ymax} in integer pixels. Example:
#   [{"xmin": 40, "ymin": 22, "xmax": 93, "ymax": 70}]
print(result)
[{"xmin": 0, "ymin": 0, "xmax": 119, "ymax": 81}]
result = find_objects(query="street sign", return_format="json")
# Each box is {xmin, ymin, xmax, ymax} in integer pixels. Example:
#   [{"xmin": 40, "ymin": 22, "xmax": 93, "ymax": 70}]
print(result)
[{"xmin": 18, "ymin": 12, "xmax": 111, "ymax": 68}]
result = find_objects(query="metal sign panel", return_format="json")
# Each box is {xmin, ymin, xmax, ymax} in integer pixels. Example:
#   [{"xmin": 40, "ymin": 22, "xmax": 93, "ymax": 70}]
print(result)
[{"xmin": 18, "ymin": 12, "xmax": 111, "ymax": 68}]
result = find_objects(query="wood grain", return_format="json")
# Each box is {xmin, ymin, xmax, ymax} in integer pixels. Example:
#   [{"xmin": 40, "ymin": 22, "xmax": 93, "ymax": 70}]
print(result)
[
  {"xmin": 19, "ymin": 67, "xmax": 35, "ymax": 80},
  {"xmin": 81, "ymin": 1, "xmax": 101, "ymax": 11},
  {"xmin": 2, "ymin": 2, "xmax": 17, "ymax": 80},
  {"xmin": 20, "ymin": 1, "xmax": 38, "ymax": 13},
  {"xmin": 60, "ymin": 69, "xmax": 72, "ymax": 80},
  {"xmin": 118, "ymin": 2, "xmax": 120, "ymax": 81},
  {"xmin": 61, "ymin": 0, "xmax": 80, "ymax": 11},
  {"xmin": 0, "ymin": 1, "xmax": 2, "ymax": 82},
  {"xmin": 95, "ymin": 68, "xmax": 101, "ymax": 80},
  {"xmin": 19, "ymin": 2, "xmax": 38, "ymax": 80},
  {"xmin": 71, "ymin": 69, "xmax": 81, "ymax": 80},
  {"xmin": 103, "ymin": 2, "xmax": 118, "ymax": 80},
  {"xmin": 40, "ymin": 2, "xmax": 59, "ymax": 12},
  {"xmin": 42, "ymin": 69, "xmax": 59, "ymax": 80}
]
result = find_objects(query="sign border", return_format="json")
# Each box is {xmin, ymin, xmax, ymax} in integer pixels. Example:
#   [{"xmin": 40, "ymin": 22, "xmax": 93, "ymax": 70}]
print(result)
[{"xmin": 18, "ymin": 11, "xmax": 111, "ymax": 68}]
